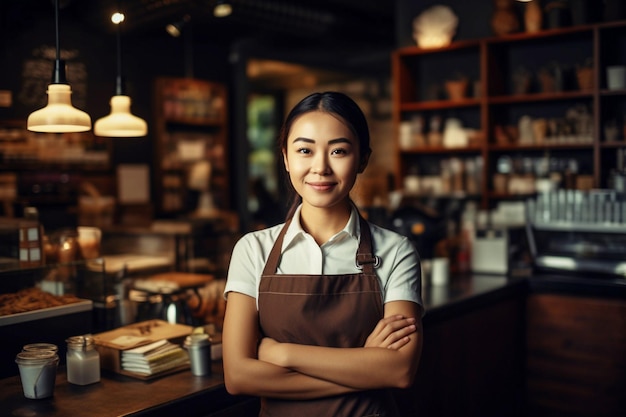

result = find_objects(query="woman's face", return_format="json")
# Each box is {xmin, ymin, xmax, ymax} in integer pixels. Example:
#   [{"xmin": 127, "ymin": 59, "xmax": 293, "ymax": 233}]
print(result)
[{"xmin": 283, "ymin": 111, "xmax": 367, "ymax": 211}]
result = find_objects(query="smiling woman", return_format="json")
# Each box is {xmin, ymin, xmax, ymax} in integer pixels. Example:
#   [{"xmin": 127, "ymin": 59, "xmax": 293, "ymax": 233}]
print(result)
[{"xmin": 222, "ymin": 91, "xmax": 424, "ymax": 417}]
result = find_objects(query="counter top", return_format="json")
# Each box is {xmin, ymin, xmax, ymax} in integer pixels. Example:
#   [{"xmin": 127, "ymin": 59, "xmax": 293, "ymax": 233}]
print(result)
[
  {"xmin": 421, "ymin": 274, "xmax": 527, "ymax": 322},
  {"xmin": 0, "ymin": 363, "xmax": 248, "ymax": 417},
  {"xmin": 1, "ymin": 273, "xmax": 623, "ymax": 416}
]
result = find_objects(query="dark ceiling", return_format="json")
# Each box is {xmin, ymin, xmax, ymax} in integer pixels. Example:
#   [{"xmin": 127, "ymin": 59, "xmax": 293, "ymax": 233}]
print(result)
[
  {"xmin": 2, "ymin": 0, "xmax": 395, "ymax": 49},
  {"xmin": 1, "ymin": 0, "xmax": 397, "ymax": 81}
]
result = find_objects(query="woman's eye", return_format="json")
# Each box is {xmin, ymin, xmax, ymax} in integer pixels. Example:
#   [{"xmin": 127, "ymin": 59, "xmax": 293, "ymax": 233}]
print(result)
[
  {"xmin": 296, "ymin": 147, "xmax": 311, "ymax": 154},
  {"xmin": 331, "ymin": 148, "xmax": 347, "ymax": 155}
]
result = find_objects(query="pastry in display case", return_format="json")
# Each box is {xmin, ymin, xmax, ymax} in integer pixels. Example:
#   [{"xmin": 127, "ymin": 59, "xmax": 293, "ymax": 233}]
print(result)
[{"xmin": 0, "ymin": 259, "xmax": 105, "ymax": 378}]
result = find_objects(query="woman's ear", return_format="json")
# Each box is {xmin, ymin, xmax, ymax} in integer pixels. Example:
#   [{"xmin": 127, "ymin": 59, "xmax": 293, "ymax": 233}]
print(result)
[{"xmin": 357, "ymin": 149, "xmax": 371, "ymax": 173}]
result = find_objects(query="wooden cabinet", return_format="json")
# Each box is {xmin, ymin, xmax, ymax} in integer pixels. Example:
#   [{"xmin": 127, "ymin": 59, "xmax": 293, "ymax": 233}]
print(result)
[
  {"xmin": 153, "ymin": 78, "xmax": 229, "ymax": 217},
  {"xmin": 526, "ymin": 293, "xmax": 626, "ymax": 417},
  {"xmin": 395, "ymin": 293, "xmax": 527, "ymax": 417},
  {"xmin": 392, "ymin": 21, "xmax": 626, "ymax": 209}
]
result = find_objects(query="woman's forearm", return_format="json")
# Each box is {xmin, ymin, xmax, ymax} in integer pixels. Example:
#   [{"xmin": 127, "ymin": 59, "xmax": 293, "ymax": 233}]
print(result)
[
  {"xmin": 258, "ymin": 301, "xmax": 423, "ymax": 390},
  {"xmin": 223, "ymin": 292, "xmax": 358, "ymax": 399},
  {"xmin": 224, "ymin": 355, "xmax": 358, "ymax": 399},
  {"xmin": 276, "ymin": 336, "xmax": 420, "ymax": 390}
]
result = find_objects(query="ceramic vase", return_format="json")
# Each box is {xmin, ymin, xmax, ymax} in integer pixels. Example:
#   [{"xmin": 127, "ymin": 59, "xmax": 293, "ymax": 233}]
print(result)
[{"xmin": 491, "ymin": 0, "xmax": 519, "ymax": 36}]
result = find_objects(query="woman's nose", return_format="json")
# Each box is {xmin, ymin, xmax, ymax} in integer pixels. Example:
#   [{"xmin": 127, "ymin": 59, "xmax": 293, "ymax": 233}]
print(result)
[{"xmin": 311, "ymin": 154, "xmax": 330, "ymax": 175}]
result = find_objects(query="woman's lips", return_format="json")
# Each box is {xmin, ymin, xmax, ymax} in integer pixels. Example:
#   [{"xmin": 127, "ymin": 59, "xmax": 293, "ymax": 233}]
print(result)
[{"xmin": 307, "ymin": 181, "xmax": 336, "ymax": 191}]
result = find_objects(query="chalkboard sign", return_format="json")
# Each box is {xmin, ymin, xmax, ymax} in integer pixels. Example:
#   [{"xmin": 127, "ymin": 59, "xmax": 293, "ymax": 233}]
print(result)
[{"xmin": 18, "ymin": 44, "xmax": 88, "ymax": 110}]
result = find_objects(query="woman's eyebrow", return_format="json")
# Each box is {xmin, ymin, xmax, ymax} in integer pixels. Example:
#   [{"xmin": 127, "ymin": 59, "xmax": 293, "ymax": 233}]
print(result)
[
  {"xmin": 292, "ymin": 137, "xmax": 315, "ymax": 144},
  {"xmin": 291, "ymin": 137, "xmax": 352, "ymax": 145}
]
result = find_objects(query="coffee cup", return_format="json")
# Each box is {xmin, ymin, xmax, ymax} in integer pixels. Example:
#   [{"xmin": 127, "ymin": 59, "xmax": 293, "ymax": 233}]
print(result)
[{"xmin": 77, "ymin": 226, "xmax": 102, "ymax": 259}]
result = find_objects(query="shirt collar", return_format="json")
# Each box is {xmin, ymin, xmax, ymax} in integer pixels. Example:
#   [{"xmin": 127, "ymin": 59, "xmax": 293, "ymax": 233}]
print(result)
[{"xmin": 282, "ymin": 204, "xmax": 360, "ymax": 251}]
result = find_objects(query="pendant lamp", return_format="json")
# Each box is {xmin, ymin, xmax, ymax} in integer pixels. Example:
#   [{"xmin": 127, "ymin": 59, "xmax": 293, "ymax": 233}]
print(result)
[
  {"xmin": 94, "ymin": 12, "xmax": 147, "ymax": 137},
  {"xmin": 27, "ymin": 0, "xmax": 91, "ymax": 133}
]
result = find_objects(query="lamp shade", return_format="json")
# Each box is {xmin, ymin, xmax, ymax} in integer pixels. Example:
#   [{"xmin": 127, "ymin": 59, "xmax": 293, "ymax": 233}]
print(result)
[
  {"xmin": 27, "ymin": 84, "xmax": 92, "ymax": 133},
  {"xmin": 94, "ymin": 95, "xmax": 147, "ymax": 137}
]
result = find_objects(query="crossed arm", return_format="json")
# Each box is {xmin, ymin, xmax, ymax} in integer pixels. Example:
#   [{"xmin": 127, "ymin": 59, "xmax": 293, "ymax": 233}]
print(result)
[{"xmin": 222, "ymin": 292, "xmax": 423, "ymax": 400}]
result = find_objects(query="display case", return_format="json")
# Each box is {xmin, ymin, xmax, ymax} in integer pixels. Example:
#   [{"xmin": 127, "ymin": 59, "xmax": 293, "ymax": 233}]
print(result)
[{"xmin": 0, "ymin": 258, "xmax": 109, "ymax": 378}]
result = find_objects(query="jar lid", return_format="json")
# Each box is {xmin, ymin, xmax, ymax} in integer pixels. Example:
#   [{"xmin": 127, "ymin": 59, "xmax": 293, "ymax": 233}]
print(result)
[
  {"xmin": 22, "ymin": 343, "xmax": 58, "ymax": 353},
  {"xmin": 184, "ymin": 333, "xmax": 210, "ymax": 348},
  {"xmin": 66, "ymin": 335, "xmax": 95, "ymax": 349},
  {"xmin": 15, "ymin": 350, "xmax": 59, "ymax": 365}
]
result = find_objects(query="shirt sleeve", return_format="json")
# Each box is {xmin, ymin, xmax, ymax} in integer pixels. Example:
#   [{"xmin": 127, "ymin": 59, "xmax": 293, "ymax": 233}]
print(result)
[
  {"xmin": 379, "ymin": 232, "xmax": 423, "ymax": 308},
  {"xmin": 224, "ymin": 233, "xmax": 263, "ymax": 301}
]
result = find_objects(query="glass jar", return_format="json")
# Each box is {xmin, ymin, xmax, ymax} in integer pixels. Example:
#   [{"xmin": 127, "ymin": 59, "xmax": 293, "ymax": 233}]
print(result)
[
  {"xmin": 15, "ymin": 350, "xmax": 59, "ymax": 399},
  {"xmin": 66, "ymin": 335, "xmax": 100, "ymax": 385}
]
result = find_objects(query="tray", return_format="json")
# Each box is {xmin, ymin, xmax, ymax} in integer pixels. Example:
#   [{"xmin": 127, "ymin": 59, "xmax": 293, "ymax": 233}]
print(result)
[{"xmin": 0, "ymin": 299, "xmax": 93, "ymax": 327}]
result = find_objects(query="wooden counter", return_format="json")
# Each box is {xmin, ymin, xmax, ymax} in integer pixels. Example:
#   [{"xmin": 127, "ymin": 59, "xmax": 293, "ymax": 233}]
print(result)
[
  {"xmin": 0, "ymin": 363, "xmax": 258, "ymax": 417},
  {"xmin": 1, "ymin": 274, "xmax": 623, "ymax": 417}
]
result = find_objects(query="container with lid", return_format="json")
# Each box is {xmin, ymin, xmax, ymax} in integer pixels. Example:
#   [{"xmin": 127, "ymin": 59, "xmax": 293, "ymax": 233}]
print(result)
[
  {"xmin": 15, "ymin": 350, "xmax": 59, "ymax": 399},
  {"xmin": 66, "ymin": 335, "xmax": 100, "ymax": 385},
  {"xmin": 184, "ymin": 333, "xmax": 212, "ymax": 376}
]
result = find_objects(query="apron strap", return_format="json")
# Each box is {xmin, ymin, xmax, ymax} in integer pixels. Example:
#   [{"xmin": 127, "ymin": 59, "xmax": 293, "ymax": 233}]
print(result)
[
  {"xmin": 262, "ymin": 211, "xmax": 378, "ymax": 275},
  {"xmin": 262, "ymin": 218, "xmax": 291, "ymax": 276},
  {"xmin": 356, "ymin": 215, "xmax": 379, "ymax": 275}
]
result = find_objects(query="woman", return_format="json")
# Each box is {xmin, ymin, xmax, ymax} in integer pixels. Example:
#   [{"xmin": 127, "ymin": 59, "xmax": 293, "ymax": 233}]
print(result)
[{"xmin": 223, "ymin": 91, "xmax": 423, "ymax": 416}]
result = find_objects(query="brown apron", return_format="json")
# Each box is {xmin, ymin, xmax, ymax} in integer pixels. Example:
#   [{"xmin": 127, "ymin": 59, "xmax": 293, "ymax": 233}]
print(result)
[{"xmin": 258, "ymin": 214, "xmax": 400, "ymax": 417}]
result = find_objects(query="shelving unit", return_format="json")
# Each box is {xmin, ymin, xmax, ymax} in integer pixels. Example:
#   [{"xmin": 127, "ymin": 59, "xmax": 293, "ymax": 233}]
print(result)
[
  {"xmin": 153, "ymin": 78, "xmax": 229, "ymax": 217},
  {"xmin": 392, "ymin": 21, "xmax": 626, "ymax": 209},
  {"xmin": 0, "ymin": 120, "xmax": 113, "ymax": 224}
]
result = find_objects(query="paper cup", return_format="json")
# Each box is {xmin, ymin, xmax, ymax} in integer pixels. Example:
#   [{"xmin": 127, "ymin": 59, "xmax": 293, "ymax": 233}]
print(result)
[{"xmin": 431, "ymin": 257, "xmax": 450, "ymax": 286}]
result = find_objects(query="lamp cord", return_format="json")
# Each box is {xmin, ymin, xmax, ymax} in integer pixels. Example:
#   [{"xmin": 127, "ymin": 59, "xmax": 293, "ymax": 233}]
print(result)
[
  {"xmin": 55, "ymin": 0, "xmax": 60, "ymax": 61},
  {"xmin": 116, "ymin": 20, "xmax": 124, "ymax": 95},
  {"xmin": 51, "ymin": 0, "xmax": 67, "ymax": 84}
]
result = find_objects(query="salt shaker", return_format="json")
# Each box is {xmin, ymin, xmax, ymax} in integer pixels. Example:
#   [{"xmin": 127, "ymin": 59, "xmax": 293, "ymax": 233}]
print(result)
[
  {"xmin": 66, "ymin": 335, "xmax": 100, "ymax": 385},
  {"xmin": 185, "ymin": 333, "xmax": 212, "ymax": 376}
]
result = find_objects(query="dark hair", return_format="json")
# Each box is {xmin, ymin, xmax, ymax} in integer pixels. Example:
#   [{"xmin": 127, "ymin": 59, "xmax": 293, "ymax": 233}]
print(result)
[{"xmin": 278, "ymin": 91, "xmax": 372, "ymax": 220}]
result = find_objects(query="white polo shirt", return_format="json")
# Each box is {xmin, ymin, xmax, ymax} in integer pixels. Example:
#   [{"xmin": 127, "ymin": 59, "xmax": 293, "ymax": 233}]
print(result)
[{"xmin": 225, "ymin": 205, "xmax": 423, "ymax": 309}]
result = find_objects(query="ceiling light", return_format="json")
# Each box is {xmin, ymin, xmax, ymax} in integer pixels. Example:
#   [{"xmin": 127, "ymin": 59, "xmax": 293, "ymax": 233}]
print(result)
[
  {"xmin": 214, "ymin": 1, "xmax": 232, "ymax": 18},
  {"xmin": 94, "ymin": 11, "xmax": 147, "ymax": 137},
  {"xmin": 27, "ymin": 0, "xmax": 91, "ymax": 133},
  {"xmin": 166, "ymin": 15, "xmax": 191, "ymax": 37}
]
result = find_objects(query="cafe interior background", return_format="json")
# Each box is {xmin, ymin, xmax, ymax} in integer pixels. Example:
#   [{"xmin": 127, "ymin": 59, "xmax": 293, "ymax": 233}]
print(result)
[{"xmin": 1, "ymin": 0, "xmax": 625, "ymax": 416}]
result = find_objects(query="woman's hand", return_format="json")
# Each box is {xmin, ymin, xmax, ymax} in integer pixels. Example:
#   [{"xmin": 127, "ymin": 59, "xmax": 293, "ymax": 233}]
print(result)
[{"xmin": 364, "ymin": 315, "xmax": 416, "ymax": 350}]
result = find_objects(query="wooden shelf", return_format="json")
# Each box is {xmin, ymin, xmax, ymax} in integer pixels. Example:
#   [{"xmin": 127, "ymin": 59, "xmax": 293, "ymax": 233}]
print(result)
[
  {"xmin": 488, "ymin": 90, "xmax": 593, "ymax": 104},
  {"xmin": 393, "ymin": 20, "xmax": 626, "ymax": 209}
]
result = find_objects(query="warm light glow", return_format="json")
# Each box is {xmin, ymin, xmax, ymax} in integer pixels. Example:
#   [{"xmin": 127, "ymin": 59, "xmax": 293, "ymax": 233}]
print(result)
[
  {"xmin": 94, "ymin": 95, "xmax": 147, "ymax": 137},
  {"xmin": 27, "ymin": 84, "xmax": 91, "ymax": 133},
  {"xmin": 166, "ymin": 22, "xmax": 183, "ymax": 37},
  {"xmin": 214, "ymin": 2, "xmax": 232, "ymax": 18},
  {"xmin": 111, "ymin": 12, "xmax": 125, "ymax": 24}
]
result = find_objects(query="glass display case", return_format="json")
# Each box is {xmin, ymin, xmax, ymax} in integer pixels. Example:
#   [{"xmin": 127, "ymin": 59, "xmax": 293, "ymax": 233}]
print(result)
[{"xmin": 0, "ymin": 258, "xmax": 110, "ymax": 378}]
